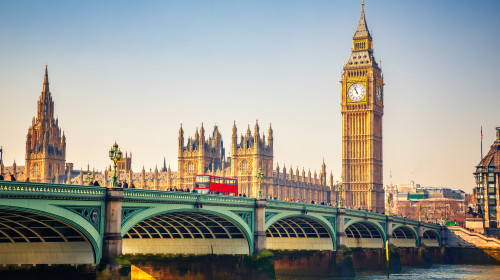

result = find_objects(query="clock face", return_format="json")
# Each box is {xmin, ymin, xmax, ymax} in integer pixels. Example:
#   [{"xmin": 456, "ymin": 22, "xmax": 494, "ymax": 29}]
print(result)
[
  {"xmin": 348, "ymin": 83, "xmax": 366, "ymax": 102},
  {"xmin": 376, "ymin": 85, "xmax": 382, "ymax": 103}
]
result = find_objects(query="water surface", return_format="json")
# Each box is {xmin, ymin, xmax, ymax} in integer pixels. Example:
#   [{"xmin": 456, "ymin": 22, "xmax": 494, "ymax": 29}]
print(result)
[{"xmin": 278, "ymin": 265, "xmax": 500, "ymax": 280}]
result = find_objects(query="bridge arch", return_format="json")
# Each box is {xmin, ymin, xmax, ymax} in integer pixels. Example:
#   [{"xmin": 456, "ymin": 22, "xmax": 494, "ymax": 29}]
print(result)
[
  {"xmin": 392, "ymin": 225, "xmax": 418, "ymax": 247},
  {"xmin": 121, "ymin": 207, "xmax": 253, "ymax": 255},
  {"xmin": 344, "ymin": 220, "xmax": 386, "ymax": 248},
  {"xmin": 265, "ymin": 213, "xmax": 335, "ymax": 250},
  {"xmin": 422, "ymin": 229, "xmax": 441, "ymax": 247},
  {"xmin": 0, "ymin": 203, "xmax": 101, "ymax": 264}
]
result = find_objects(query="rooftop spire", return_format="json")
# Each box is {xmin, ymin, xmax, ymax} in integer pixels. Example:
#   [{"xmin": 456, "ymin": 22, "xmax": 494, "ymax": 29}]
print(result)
[
  {"xmin": 353, "ymin": 0, "xmax": 371, "ymax": 39},
  {"xmin": 43, "ymin": 63, "xmax": 50, "ymax": 93}
]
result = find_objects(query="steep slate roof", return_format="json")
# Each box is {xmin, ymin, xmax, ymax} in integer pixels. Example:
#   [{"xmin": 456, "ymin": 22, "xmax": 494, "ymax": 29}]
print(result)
[
  {"xmin": 353, "ymin": 2, "xmax": 371, "ymax": 39},
  {"xmin": 476, "ymin": 128, "xmax": 500, "ymax": 172}
]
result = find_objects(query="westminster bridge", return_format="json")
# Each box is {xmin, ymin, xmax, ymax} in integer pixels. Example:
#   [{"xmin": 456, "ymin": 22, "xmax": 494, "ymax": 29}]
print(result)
[{"xmin": 0, "ymin": 181, "xmax": 443, "ymax": 265}]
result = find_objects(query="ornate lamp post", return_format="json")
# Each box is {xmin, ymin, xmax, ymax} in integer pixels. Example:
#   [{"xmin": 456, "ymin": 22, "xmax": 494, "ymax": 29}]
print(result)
[
  {"xmin": 386, "ymin": 193, "xmax": 392, "ymax": 216},
  {"xmin": 85, "ymin": 172, "xmax": 92, "ymax": 185},
  {"xmin": 108, "ymin": 142, "xmax": 122, "ymax": 187},
  {"xmin": 338, "ymin": 184, "xmax": 343, "ymax": 208},
  {"xmin": 256, "ymin": 168, "xmax": 264, "ymax": 199}
]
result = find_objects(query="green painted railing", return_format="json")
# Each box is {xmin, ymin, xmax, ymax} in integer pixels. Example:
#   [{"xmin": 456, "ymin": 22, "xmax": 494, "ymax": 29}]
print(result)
[
  {"xmin": 345, "ymin": 208, "xmax": 386, "ymax": 220},
  {"xmin": 123, "ymin": 188, "xmax": 255, "ymax": 206},
  {"xmin": 0, "ymin": 181, "xmax": 442, "ymax": 231},
  {"xmin": 0, "ymin": 181, "xmax": 106, "ymax": 200},
  {"xmin": 266, "ymin": 199, "xmax": 340, "ymax": 213}
]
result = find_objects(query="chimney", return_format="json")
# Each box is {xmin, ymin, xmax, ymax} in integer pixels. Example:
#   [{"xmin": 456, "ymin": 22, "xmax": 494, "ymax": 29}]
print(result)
[{"xmin": 496, "ymin": 127, "xmax": 500, "ymax": 141}]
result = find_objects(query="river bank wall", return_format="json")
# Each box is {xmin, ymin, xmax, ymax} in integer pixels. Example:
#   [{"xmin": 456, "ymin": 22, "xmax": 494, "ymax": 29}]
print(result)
[{"xmin": 1, "ymin": 247, "xmax": 500, "ymax": 279}]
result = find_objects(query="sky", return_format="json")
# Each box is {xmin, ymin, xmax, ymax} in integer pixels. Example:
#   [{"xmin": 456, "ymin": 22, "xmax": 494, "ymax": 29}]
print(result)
[{"xmin": 1, "ymin": 0, "xmax": 499, "ymax": 192}]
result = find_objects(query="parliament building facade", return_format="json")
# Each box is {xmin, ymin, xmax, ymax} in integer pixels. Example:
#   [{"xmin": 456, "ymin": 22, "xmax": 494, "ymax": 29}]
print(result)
[{"xmin": 1, "ymin": 2, "xmax": 389, "ymax": 209}]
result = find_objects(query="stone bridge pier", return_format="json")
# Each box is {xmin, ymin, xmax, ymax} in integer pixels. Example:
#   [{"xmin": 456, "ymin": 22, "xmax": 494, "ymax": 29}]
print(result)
[
  {"xmin": 254, "ymin": 199, "xmax": 267, "ymax": 253},
  {"xmin": 102, "ymin": 187, "xmax": 124, "ymax": 261}
]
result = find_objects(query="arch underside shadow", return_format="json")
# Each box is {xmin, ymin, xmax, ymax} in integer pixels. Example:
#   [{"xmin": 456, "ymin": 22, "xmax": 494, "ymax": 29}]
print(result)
[
  {"xmin": 123, "ymin": 211, "xmax": 249, "ymax": 255},
  {"xmin": 392, "ymin": 226, "xmax": 417, "ymax": 247},
  {"xmin": 345, "ymin": 222, "xmax": 384, "ymax": 248},
  {"xmin": 266, "ymin": 216, "xmax": 333, "ymax": 250},
  {"xmin": 0, "ymin": 209, "xmax": 94, "ymax": 264},
  {"xmin": 422, "ymin": 230, "xmax": 440, "ymax": 247}
]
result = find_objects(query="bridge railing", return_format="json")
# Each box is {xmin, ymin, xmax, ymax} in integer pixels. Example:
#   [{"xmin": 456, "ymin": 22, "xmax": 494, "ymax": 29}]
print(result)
[
  {"xmin": 123, "ymin": 188, "xmax": 255, "ymax": 206},
  {"xmin": 266, "ymin": 199, "xmax": 339, "ymax": 213},
  {"xmin": 0, "ymin": 181, "xmax": 106, "ymax": 200},
  {"xmin": 345, "ymin": 208, "xmax": 386, "ymax": 220}
]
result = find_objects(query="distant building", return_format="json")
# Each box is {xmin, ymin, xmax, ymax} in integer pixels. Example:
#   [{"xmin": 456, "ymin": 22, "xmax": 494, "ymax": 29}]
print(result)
[
  {"xmin": 385, "ymin": 182, "xmax": 466, "ymax": 224},
  {"xmin": 117, "ymin": 152, "xmax": 132, "ymax": 173}
]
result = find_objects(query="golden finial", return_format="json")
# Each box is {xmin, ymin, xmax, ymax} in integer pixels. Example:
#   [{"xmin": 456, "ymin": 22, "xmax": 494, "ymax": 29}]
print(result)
[
  {"xmin": 362, "ymin": 0, "xmax": 365, "ymax": 7},
  {"xmin": 45, "ymin": 61, "xmax": 47, "ymax": 68}
]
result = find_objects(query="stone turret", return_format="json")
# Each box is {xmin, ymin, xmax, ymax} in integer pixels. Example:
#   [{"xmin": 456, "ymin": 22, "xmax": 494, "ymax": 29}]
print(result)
[
  {"xmin": 167, "ymin": 165, "xmax": 172, "ymax": 188},
  {"xmin": 104, "ymin": 168, "xmax": 108, "ymax": 187},
  {"xmin": 12, "ymin": 160, "xmax": 17, "ymax": 179},
  {"xmin": 25, "ymin": 64, "xmax": 66, "ymax": 183},
  {"xmin": 320, "ymin": 159, "xmax": 327, "ymax": 185},
  {"xmin": 178, "ymin": 124, "xmax": 184, "ymax": 154},
  {"xmin": 154, "ymin": 165, "xmax": 159, "ymax": 190},
  {"xmin": 231, "ymin": 121, "xmax": 273, "ymax": 197},
  {"xmin": 67, "ymin": 168, "xmax": 72, "ymax": 184},
  {"xmin": 79, "ymin": 169, "xmax": 83, "ymax": 185},
  {"xmin": 141, "ymin": 166, "xmax": 146, "ymax": 188},
  {"xmin": 178, "ymin": 123, "xmax": 225, "ymax": 190}
]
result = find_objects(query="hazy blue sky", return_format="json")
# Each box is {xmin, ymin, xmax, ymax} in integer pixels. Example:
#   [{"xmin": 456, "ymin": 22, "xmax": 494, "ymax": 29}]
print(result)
[{"xmin": 1, "ymin": 0, "xmax": 499, "ymax": 191}]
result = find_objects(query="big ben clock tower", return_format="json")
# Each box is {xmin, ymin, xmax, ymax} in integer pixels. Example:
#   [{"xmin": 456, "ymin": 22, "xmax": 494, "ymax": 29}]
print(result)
[{"xmin": 341, "ymin": 1, "xmax": 384, "ymax": 212}]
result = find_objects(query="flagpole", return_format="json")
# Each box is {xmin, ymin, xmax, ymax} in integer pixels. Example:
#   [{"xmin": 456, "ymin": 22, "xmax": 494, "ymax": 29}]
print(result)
[{"xmin": 481, "ymin": 126, "xmax": 483, "ymax": 160}]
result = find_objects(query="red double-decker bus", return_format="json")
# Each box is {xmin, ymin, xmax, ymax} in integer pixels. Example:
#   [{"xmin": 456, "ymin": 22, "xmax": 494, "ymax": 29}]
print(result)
[{"xmin": 194, "ymin": 175, "xmax": 238, "ymax": 196}]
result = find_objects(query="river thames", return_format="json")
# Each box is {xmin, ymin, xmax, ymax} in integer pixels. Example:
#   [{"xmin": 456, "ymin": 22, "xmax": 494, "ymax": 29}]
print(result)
[{"xmin": 276, "ymin": 265, "xmax": 500, "ymax": 280}]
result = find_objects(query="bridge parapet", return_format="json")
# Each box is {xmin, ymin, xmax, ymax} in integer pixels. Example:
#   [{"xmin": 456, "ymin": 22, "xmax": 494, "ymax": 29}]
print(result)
[
  {"xmin": 392, "ymin": 216, "xmax": 419, "ymax": 226},
  {"xmin": 345, "ymin": 209, "xmax": 386, "ymax": 220},
  {"xmin": 0, "ymin": 181, "xmax": 106, "ymax": 200},
  {"xmin": 123, "ymin": 189, "xmax": 255, "ymax": 206},
  {"xmin": 266, "ymin": 200, "xmax": 339, "ymax": 214}
]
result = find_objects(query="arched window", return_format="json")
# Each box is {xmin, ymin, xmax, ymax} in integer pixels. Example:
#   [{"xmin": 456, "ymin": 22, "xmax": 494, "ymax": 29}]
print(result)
[
  {"xmin": 33, "ymin": 164, "xmax": 39, "ymax": 177},
  {"xmin": 242, "ymin": 161, "xmax": 249, "ymax": 173},
  {"xmin": 188, "ymin": 162, "xmax": 194, "ymax": 174},
  {"xmin": 48, "ymin": 164, "xmax": 51, "ymax": 177}
]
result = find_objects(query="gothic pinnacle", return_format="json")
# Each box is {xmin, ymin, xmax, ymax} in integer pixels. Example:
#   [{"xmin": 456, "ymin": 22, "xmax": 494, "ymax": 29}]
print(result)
[{"xmin": 43, "ymin": 63, "xmax": 49, "ymax": 94}]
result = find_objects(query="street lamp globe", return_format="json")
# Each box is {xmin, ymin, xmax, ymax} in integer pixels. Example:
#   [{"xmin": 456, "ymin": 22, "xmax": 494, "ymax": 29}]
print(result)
[{"xmin": 109, "ymin": 142, "xmax": 122, "ymax": 187}]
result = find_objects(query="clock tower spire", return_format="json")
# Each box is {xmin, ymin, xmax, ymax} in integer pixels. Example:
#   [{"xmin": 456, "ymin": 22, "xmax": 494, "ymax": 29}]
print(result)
[{"xmin": 340, "ymin": 1, "xmax": 384, "ymax": 213}]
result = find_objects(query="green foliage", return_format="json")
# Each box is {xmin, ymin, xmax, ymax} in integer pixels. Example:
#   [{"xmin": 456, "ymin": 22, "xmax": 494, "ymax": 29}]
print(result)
[
  {"xmin": 255, "ymin": 249, "xmax": 274, "ymax": 260},
  {"xmin": 113, "ymin": 256, "xmax": 131, "ymax": 276},
  {"xmin": 388, "ymin": 244, "xmax": 398, "ymax": 251},
  {"xmin": 336, "ymin": 246, "xmax": 352, "ymax": 252}
]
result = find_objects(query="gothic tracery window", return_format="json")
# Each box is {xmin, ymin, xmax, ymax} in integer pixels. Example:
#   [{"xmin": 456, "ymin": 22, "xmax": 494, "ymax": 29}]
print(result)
[
  {"xmin": 33, "ymin": 164, "xmax": 39, "ymax": 177},
  {"xmin": 188, "ymin": 162, "xmax": 194, "ymax": 174},
  {"xmin": 242, "ymin": 161, "xmax": 249, "ymax": 173}
]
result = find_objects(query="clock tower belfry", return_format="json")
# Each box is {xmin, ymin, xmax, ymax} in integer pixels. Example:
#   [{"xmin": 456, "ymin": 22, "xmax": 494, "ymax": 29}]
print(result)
[{"xmin": 340, "ymin": 1, "xmax": 384, "ymax": 212}]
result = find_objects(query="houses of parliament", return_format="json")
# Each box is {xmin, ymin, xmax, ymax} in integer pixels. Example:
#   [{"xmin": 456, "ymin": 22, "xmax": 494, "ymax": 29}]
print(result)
[{"xmin": 1, "ymin": 2, "xmax": 384, "ymax": 211}]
